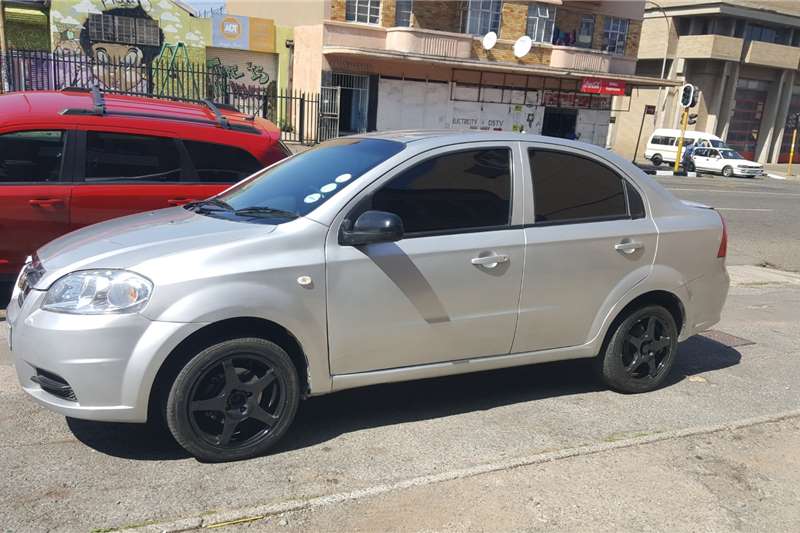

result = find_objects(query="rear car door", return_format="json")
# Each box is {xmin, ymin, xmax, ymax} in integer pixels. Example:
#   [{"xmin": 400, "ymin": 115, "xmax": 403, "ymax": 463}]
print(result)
[
  {"xmin": 513, "ymin": 145, "xmax": 657, "ymax": 353},
  {"xmin": 692, "ymin": 148, "xmax": 709, "ymax": 170},
  {"xmin": 0, "ymin": 130, "xmax": 73, "ymax": 279}
]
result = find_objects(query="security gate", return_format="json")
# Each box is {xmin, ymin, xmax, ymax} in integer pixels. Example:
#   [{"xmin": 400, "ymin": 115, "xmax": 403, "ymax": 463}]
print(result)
[{"xmin": 319, "ymin": 86, "xmax": 341, "ymax": 142}]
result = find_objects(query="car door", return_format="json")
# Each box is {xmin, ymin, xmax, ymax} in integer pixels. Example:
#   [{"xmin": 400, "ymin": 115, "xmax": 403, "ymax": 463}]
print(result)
[
  {"xmin": 0, "ymin": 129, "xmax": 73, "ymax": 278},
  {"xmin": 706, "ymin": 149, "xmax": 723, "ymax": 173},
  {"xmin": 693, "ymin": 148, "xmax": 709, "ymax": 170},
  {"xmin": 325, "ymin": 143, "xmax": 526, "ymax": 375},
  {"xmin": 512, "ymin": 145, "xmax": 657, "ymax": 353}
]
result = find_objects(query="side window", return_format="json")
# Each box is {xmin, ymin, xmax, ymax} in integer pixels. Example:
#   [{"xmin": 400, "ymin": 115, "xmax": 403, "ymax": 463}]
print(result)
[
  {"xmin": 372, "ymin": 148, "xmax": 511, "ymax": 234},
  {"xmin": 666, "ymin": 137, "xmax": 677, "ymax": 145},
  {"xmin": 529, "ymin": 150, "xmax": 628, "ymax": 224},
  {"xmin": 182, "ymin": 140, "xmax": 265, "ymax": 183},
  {"xmin": 85, "ymin": 132, "xmax": 181, "ymax": 182},
  {"xmin": 625, "ymin": 181, "xmax": 645, "ymax": 219},
  {"xmin": 696, "ymin": 149, "xmax": 708, "ymax": 157},
  {"xmin": 0, "ymin": 130, "xmax": 64, "ymax": 183}
]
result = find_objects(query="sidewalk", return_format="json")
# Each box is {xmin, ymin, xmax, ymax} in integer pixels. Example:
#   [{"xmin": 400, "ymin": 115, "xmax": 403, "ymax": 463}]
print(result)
[{"xmin": 763, "ymin": 164, "xmax": 800, "ymax": 181}]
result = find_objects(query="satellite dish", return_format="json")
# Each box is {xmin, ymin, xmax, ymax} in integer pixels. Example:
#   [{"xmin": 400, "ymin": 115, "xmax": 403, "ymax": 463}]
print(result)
[
  {"xmin": 513, "ymin": 35, "xmax": 533, "ymax": 58},
  {"xmin": 482, "ymin": 31, "xmax": 498, "ymax": 50}
]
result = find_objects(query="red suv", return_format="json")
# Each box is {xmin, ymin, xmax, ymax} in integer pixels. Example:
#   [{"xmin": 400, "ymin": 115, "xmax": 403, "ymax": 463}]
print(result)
[{"xmin": 0, "ymin": 88, "xmax": 288, "ymax": 280}]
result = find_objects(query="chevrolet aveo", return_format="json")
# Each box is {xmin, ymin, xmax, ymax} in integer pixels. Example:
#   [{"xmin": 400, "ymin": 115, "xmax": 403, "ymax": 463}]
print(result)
[{"xmin": 7, "ymin": 132, "xmax": 730, "ymax": 462}]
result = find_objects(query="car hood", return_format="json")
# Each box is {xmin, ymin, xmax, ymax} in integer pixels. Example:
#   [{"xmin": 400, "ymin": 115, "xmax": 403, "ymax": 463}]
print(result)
[
  {"xmin": 34, "ymin": 207, "xmax": 274, "ymax": 289},
  {"xmin": 728, "ymin": 159, "xmax": 761, "ymax": 166}
]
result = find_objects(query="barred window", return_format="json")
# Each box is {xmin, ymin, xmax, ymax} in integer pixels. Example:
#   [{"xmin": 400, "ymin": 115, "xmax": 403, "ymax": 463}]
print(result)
[
  {"xmin": 136, "ymin": 18, "xmax": 160, "ymax": 46},
  {"xmin": 86, "ymin": 14, "xmax": 160, "ymax": 47},
  {"xmin": 526, "ymin": 3, "xmax": 556, "ymax": 44},
  {"xmin": 464, "ymin": 0, "xmax": 502, "ymax": 36},
  {"xmin": 345, "ymin": 0, "xmax": 381, "ymax": 24},
  {"xmin": 396, "ymin": 0, "xmax": 413, "ymax": 27},
  {"xmin": 115, "ymin": 16, "xmax": 135, "ymax": 44},
  {"xmin": 603, "ymin": 17, "xmax": 629, "ymax": 55}
]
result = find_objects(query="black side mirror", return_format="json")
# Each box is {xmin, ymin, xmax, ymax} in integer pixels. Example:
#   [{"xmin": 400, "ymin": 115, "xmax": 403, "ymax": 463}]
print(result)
[{"xmin": 340, "ymin": 210, "xmax": 404, "ymax": 246}]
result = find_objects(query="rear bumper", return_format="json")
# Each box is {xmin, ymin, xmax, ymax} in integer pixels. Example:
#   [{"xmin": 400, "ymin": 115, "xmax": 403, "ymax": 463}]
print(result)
[{"xmin": 681, "ymin": 263, "xmax": 730, "ymax": 339}]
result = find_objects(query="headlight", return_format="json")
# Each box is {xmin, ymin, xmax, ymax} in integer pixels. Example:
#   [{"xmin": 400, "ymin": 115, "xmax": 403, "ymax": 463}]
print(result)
[{"xmin": 42, "ymin": 270, "xmax": 153, "ymax": 314}]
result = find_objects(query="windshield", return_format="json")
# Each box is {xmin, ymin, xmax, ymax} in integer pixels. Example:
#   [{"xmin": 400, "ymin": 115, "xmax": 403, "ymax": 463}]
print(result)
[
  {"xmin": 720, "ymin": 149, "xmax": 744, "ymax": 159},
  {"xmin": 710, "ymin": 139, "xmax": 726, "ymax": 148},
  {"xmin": 188, "ymin": 138, "xmax": 405, "ymax": 223}
]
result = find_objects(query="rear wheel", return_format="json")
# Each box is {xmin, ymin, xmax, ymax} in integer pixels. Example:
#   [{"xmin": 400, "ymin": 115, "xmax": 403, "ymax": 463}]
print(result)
[
  {"xmin": 595, "ymin": 305, "xmax": 678, "ymax": 394},
  {"xmin": 166, "ymin": 338, "xmax": 300, "ymax": 462},
  {"xmin": 722, "ymin": 166, "xmax": 734, "ymax": 178},
  {"xmin": 685, "ymin": 160, "xmax": 695, "ymax": 172},
  {"xmin": 651, "ymin": 154, "xmax": 663, "ymax": 166}
]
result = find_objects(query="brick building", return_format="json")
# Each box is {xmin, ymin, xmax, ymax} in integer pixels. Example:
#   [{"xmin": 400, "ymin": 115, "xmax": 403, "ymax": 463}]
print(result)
[
  {"xmin": 611, "ymin": 0, "xmax": 800, "ymax": 164},
  {"xmin": 284, "ymin": 0, "xmax": 671, "ymax": 144}
]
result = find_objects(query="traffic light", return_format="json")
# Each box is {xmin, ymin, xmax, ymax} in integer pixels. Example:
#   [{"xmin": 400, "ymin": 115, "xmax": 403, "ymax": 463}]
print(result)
[
  {"xmin": 688, "ymin": 113, "xmax": 698, "ymax": 125},
  {"xmin": 680, "ymin": 84, "xmax": 694, "ymax": 108},
  {"xmin": 690, "ymin": 87, "xmax": 700, "ymax": 108}
]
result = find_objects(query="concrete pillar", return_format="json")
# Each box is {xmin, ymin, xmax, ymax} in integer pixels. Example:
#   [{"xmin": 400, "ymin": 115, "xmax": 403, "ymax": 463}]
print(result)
[
  {"xmin": 706, "ymin": 62, "xmax": 731, "ymax": 135},
  {"xmin": 755, "ymin": 70, "xmax": 788, "ymax": 164},
  {"xmin": 717, "ymin": 62, "xmax": 740, "ymax": 140},
  {"xmin": 769, "ymin": 70, "xmax": 796, "ymax": 163}
]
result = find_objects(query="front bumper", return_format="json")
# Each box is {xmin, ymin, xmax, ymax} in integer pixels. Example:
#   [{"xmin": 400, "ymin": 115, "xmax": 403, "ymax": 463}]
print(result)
[
  {"xmin": 7, "ymin": 287, "xmax": 205, "ymax": 423},
  {"xmin": 734, "ymin": 167, "xmax": 763, "ymax": 177}
]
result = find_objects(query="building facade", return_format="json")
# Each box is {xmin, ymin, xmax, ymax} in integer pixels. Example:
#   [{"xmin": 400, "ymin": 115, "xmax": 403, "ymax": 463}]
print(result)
[
  {"xmin": 286, "ymin": 0, "xmax": 670, "ymax": 143},
  {"xmin": 612, "ymin": 0, "xmax": 800, "ymax": 164}
]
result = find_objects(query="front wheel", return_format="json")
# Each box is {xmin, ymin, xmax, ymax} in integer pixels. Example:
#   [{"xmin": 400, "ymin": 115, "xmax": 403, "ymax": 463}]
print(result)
[
  {"xmin": 685, "ymin": 161, "xmax": 695, "ymax": 172},
  {"xmin": 722, "ymin": 166, "xmax": 734, "ymax": 178},
  {"xmin": 595, "ymin": 305, "xmax": 678, "ymax": 394},
  {"xmin": 166, "ymin": 338, "xmax": 300, "ymax": 462},
  {"xmin": 650, "ymin": 154, "xmax": 663, "ymax": 166}
]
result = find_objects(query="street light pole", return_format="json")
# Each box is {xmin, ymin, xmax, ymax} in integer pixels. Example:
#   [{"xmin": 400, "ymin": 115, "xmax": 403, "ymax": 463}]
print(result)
[{"xmin": 645, "ymin": 0, "xmax": 670, "ymax": 128}]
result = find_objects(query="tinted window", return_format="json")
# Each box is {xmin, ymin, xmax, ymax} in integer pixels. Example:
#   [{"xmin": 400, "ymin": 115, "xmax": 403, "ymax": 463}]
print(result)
[
  {"xmin": 626, "ymin": 181, "xmax": 645, "ymax": 219},
  {"xmin": 85, "ymin": 132, "xmax": 181, "ymax": 182},
  {"xmin": 372, "ymin": 148, "xmax": 511, "ymax": 234},
  {"xmin": 183, "ymin": 141, "xmax": 265, "ymax": 183},
  {"xmin": 216, "ymin": 138, "xmax": 404, "ymax": 220},
  {"xmin": 694, "ymin": 149, "xmax": 706, "ymax": 157},
  {"xmin": 0, "ymin": 131, "xmax": 64, "ymax": 183},
  {"xmin": 529, "ymin": 150, "xmax": 627, "ymax": 223}
]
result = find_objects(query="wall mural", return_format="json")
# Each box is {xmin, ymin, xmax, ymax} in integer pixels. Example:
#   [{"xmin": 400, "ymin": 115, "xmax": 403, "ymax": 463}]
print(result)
[
  {"xmin": 49, "ymin": 0, "xmax": 210, "ymax": 93},
  {"xmin": 205, "ymin": 48, "xmax": 277, "ymax": 96}
]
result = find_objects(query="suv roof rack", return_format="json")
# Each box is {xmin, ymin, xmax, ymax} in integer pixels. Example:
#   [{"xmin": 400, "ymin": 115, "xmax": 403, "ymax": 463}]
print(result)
[{"xmin": 59, "ymin": 86, "xmax": 260, "ymax": 135}]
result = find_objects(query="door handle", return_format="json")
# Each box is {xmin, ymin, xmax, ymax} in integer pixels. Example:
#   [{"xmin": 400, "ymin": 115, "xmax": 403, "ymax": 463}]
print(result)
[
  {"xmin": 167, "ymin": 198, "xmax": 198, "ymax": 206},
  {"xmin": 29, "ymin": 198, "xmax": 65, "ymax": 208},
  {"xmin": 615, "ymin": 240, "xmax": 644, "ymax": 254},
  {"xmin": 471, "ymin": 253, "xmax": 509, "ymax": 268}
]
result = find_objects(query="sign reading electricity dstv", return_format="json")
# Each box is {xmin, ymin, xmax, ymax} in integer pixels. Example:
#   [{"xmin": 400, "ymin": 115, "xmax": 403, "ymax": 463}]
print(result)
[
  {"xmin": 211, "ymin": 13, "xmax": 276, "ymax": 53},
  {"xmin": 580, "ymin": 78, "xmax": 627, "ymax": 96}
]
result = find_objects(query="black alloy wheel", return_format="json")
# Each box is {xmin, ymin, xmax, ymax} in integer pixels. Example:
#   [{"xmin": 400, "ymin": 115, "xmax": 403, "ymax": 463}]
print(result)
[{"xmin": 166, "ymin": 338, "xmax": 300, "ymax": 462}]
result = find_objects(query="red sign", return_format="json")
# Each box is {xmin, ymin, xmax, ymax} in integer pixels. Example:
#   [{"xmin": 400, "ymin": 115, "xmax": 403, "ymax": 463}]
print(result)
[{"xmin": 580, "ymin": 78, "xmax": 627, "ymax": 96}]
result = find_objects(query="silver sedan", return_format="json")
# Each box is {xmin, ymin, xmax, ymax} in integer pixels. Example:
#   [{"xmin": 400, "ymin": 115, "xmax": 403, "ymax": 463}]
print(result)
[{"xmin": 6, "ymin": 131, "xmax": 730, "ymax": 461}]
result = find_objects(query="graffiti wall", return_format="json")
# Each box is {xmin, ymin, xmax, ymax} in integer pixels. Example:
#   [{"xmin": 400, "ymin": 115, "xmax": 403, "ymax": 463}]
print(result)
[
  {"xmin": 206, "ymin": 47, "xmax": 277, "ymax": 94},
  {"xmin": 49, "ymin": 0, "xmax": 210, "ymax": 92}
]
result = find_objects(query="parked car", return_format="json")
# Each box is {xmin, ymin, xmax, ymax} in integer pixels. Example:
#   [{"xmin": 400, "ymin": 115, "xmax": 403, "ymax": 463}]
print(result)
[
  {"xmin": 7, "ymin": 132, "xmax": 730, "ymax": 462},
  {"xmin": 0, "ymin": 88, "xmax": 289, "ymax": 281},
  {"xmin": 645, "ymin": 128, "xmax": 727, "ymax": 166},
  {"xmin": 690, "ymin": 147, "xmax": 764, "ymax": 178}
]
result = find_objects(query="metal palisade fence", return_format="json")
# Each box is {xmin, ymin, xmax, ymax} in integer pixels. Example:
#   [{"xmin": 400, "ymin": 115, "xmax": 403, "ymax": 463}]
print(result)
[{"xmin": 0, "ymin": 49, "xmax": 330, "ymax": 145}]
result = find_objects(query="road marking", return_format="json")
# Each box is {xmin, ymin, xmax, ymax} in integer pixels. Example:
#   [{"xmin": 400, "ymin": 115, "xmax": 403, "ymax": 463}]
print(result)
[
  {"xmin": 767, "ymin": 173, "xmax": 787, "ymax": 180},
  {"xmin": 122, "ymin": 409, "xmax": 800, "ymax": 533},
  {"xmin": 666, "ymin": 187, "xmax": 800, "ymax": 197},
  {"xmin": 715, "ymin": 208, "xmax": 773, "ymax": 212}
]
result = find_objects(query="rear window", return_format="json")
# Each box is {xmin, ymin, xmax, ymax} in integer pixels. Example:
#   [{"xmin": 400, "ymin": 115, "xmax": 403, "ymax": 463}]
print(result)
[{"xmin": 183, "ymin": 141, "xmax": 264, "ymax": 183}]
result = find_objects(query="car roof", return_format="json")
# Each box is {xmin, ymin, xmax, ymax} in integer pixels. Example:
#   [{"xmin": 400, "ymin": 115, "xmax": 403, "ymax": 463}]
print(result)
[
  {"xmin": 0, "ymin": 90, "xmax": 281, "ymax": 161},
  {"xmin": 650, "ymin": 128, "xmax": 720, "ymax": 139}
]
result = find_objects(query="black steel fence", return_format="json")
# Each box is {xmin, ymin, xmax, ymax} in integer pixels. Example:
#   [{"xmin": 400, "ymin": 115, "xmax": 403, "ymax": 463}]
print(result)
[{"xmin": 0, "ymin": 49, "xmax": 326, "ymax": 144}]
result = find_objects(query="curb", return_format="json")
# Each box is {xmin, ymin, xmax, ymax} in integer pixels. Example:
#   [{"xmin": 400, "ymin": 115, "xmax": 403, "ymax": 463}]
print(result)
[{"xmin": 120, "ymin": 408, "xmax": 800, "ymax": 533}]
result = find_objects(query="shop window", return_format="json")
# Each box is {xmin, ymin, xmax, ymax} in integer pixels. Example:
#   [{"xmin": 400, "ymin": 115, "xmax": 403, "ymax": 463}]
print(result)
[
  {"xmin": 527, "ymin": 3, "xmax": 556, "ymax": 43},
  {"xmin": 602, "ymin": 17, "xmax": 629, "ymax": 55},
  {"xmin": 345, "ymin": 0, "xmax": 381, "ymax": 25},
  {"xmin": 395, "ymin": 0, "xmax": 413, "ymax": 27},
  {"xmin": 463, "ymin": 0, "xmax": 502, "ymax": 36}
]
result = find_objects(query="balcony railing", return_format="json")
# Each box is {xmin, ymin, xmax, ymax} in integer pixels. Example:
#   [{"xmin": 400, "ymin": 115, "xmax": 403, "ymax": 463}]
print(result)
[
  {"xmin": 675, "ymin": 34, "xmax": 743, "ymax": 62},
  {"xmin": 743, "ymin": 40, "xmax": 800, "ymax": 70},
  {"xmin": 385, "ymin": 27, "xmax": 473, "ymax": 59},
  {"xmin": 549, "ymin": 47, "xmax": 636, "ymax": 75}
]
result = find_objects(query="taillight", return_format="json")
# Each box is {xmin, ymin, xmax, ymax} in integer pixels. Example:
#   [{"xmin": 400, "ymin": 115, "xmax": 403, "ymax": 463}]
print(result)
[{"xmin": 716, "ymin": 211, "xmax": 727, "ymax": 258}]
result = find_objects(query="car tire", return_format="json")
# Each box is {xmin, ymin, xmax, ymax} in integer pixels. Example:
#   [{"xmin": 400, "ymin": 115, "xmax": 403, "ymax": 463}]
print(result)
[
  {"xmin": 651, "ymin": 154, "xmax": 662, "ymax": 166},
  {"xmin": 722, "ymin": 166, "xmax": 734, "ymax": 178},
  {"xmin": 685, "ymin": 161, "xmax": 695, "ymax": 172},
  {"xmin": 594, "ymin": 305, "xmax": 678, "ymax": 394},
  {"xmin": 166, "ymin": 337, "xmax": 300, "ymax": 462}
]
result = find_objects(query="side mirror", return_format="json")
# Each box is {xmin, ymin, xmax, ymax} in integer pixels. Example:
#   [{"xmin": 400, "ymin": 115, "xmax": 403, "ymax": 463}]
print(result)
[{"xmin": 340, "ymin": 210, "xmax": 404, "ymax": 246}]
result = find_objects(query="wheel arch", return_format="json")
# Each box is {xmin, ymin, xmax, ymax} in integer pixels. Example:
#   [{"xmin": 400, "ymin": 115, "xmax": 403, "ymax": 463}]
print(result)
[
  {"xmin": 147, "ymin": 317, "xmax": 311, "ymax": 424},
  {"xmin": 599, "ymin": 290, "xmax": 686, "ymax": 355}
]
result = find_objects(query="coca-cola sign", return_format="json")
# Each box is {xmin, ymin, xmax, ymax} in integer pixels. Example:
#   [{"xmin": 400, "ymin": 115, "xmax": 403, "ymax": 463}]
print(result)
[{"xmin": 580, "ymin": 78, "xmax": 626, "ymax": 96}]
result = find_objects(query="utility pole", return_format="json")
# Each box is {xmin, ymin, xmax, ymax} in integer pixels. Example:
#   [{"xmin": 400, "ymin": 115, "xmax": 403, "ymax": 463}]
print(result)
[
  {"xmin": 633, "ymin": 105, "xmax": 656, "ymax": 164},
  {"xmin": 788, "ymin": 112, "xmax": 800, "ymax": 177}
]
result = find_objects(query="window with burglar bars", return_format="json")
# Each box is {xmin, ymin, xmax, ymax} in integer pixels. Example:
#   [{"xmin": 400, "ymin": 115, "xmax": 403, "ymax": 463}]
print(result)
[
  {"xmin": 87, "ymin": 14, "xmax": 159, "ymax": 46},
  {"xmin": 345, "ymin": 0, "xmax": 381, "ymax": 24},
  {"xmin": 464, "ymin": 0, "xmax": 502, "ymax": 36},
  {"xmin": 526, "ymin": 3, "xmax": 556, "ymax": 44},
  {"xmin": 396, "ymin": 0, "xmax": 413, "ymax": 27},
  {"xmin": 603, "ymin": 17, "xmax": 629, "ymax": 55}
]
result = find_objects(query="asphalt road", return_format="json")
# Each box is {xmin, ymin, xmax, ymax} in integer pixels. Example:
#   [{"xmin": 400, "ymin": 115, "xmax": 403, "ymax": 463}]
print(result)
[{"xmin": 652, "ymin": 173, "xmax": 800, "ymax": 272}]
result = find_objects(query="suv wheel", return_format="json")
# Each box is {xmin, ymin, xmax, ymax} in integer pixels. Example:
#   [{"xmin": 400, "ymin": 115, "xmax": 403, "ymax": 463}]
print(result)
[
  {"xmin": 651, "ymin": 154, "xmax": 663, "ymax": 166},
  {"xmin": 722, "ymin": 166, "xmax": 734, "ymax": 178},
  {"xmin": 166, "ymin": 338, "xmax": 300, "ymax": 462},
  {"xmin": 595, "ymin": 305, "xmax": 678, "ymax": 394}
]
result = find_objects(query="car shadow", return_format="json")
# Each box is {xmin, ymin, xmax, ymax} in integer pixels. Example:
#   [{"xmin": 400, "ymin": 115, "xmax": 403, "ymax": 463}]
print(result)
[{"xmin": 66, "ymin": 335, "xmax": 741, "ymax": 461}]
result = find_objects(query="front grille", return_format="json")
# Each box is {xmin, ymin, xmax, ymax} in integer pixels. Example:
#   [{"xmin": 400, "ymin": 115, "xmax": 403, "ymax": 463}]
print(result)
[{"xmin": 31, "ymin": 368, "xmax": 78, "ymax": 402}]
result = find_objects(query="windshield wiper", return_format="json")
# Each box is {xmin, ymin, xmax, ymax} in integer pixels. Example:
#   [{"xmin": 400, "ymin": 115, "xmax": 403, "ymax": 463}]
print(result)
[
  {"xmin": 186, "ymin": 198, "xmax": 234, "ymax": 212},
  {"xmin": 234, "ymin": 206, "xmax": 299, "ymax": 219}
]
